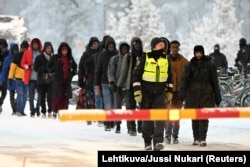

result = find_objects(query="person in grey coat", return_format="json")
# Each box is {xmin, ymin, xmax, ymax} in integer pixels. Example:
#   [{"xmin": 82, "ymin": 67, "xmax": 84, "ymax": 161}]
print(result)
[
  {"xmin": 107, "ymin": 41, "xmax": 130, "ymax": 133},
  {"xmin": 179, "ymin": 45, "xmax": 221, "ymax": 147},
  {"xmin": 117, "ymin": 37, "xmax": 144, "ymax": 136}
]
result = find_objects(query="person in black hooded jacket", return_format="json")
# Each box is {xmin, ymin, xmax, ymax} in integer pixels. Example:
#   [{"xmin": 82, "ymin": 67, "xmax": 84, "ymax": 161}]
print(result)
[
  {"xmin": 209, "ymin": 44, "xmax": 228, "ymax": 70},
  {"xmin": 48, "ymin": 42, "xmax": 77, "ymax": 118},
  {"xmin": 94, "ymin": 36, "xmax": 118, "ymax": 131},
  {"xmin": 34, "ymin": 41, "xmax": 54, "ymax": 118},
  {"xmin": 179, "ymin": 45, "xmax": 221, "ymax": 147},
  {"xmin": 77, "ymin": 37, "xmax": 99, "ymax": 124},
  {"xmin": 0, "ymin": 38, "xmax": 9, "ymax": 113},
  {"xmin": 117, "ymin": 37, "xmax": 144, "ymax": 136}
]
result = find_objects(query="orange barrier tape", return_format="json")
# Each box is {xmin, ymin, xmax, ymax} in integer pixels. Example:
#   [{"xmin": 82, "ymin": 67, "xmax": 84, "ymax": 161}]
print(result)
[{"xmin": 58, "ymin": 107, "xmax": 250, "ymax": 122}]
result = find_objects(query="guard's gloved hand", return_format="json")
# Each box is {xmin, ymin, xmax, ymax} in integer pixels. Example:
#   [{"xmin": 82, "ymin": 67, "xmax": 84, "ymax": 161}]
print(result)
[
  {"xmin": 134, "ymin": 90, "xmax": 142, "ymax": 103},
  {"xmin": 165, "ymin": 83, "xmax": 173, "ymax": 103},
  {"xmin": 166, "ymin": 92, "xmax": 173, "ymax": 104},
  {"xmin": 166, "ymin": 92, "xmax": 173, "ymax": 102},
  {"xmin": 110, "ymin": 82, "xmax": 117, "ymax": 92}
]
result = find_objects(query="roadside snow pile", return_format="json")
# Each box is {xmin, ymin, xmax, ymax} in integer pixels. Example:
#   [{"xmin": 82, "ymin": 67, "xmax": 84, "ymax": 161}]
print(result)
[{"xmin": 0, "ymin": 15, "xmax": 29, "ymax": 44}]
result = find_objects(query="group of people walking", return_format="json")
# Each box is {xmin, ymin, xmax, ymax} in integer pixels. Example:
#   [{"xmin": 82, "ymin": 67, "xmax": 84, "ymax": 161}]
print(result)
[
  {"xmin": 75, "ymin": 35, "xmax": 223, "ymax": 151},
  {"xmin": 0, "ymin": 38, "xmax": 77, "ymax": 119},
  {"xmin": 3, "ymin": 35, "xmax": 249, "ymax": 151}
]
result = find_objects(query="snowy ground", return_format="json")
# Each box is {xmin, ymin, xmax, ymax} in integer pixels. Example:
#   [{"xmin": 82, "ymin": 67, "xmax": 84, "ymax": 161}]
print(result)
[{"xmin": 0, "ymin": 93, "xmax": 250, "ymax": 167}]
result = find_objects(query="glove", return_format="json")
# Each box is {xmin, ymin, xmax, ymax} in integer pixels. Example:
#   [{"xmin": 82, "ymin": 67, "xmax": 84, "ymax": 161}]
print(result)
[
  {"xmin": 134, "ymin": 90, "xmax": 142, "ymax": 103},
  {"xmin": 166, "ymin": 92, "xmax": 173, "ymax": 102},
  {"xmin": 110, "ymin": 82, "xmax": 117, "ymax": 92}
]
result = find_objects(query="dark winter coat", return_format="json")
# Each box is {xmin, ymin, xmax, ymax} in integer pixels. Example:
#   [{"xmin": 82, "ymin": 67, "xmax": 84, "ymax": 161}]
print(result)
[
  {"xmin": 0, "ymin": 38, "xmax": 9, "ymax": 73},
  {"xmin": 94, "ymin": 37, "xmax": 118, "ymax": 85},
  {"xmin": 209, "ymin": 51, "xmax": 228, "ymax": 69},
  {"xmin": 0, "ymin": 43, "xmax": 18, "ymax": 91},
  {"xmin": 117, "ymin": 37, "xmax": 144, "ymax": 90},
  {"xmin": 47, "ymin": 42, "xmax": 77, "ymax": 98},
  {"xmin": 34, "ymin": 51, "xmax": 53, "ymax": 85},
  {"xmin": 235, "ymin": 45, "xmax": 250, "ymax": 67},
  {"xmin": 179, "ymin": 55, "xmax": 221, "ymax": 108},
  {"xmin": 107, "ymin": 42, "xmax": 130, "ymax": 84},
  {"xmin": 78, "ymin": 37, "xmax": 99, "ymax": 88}
]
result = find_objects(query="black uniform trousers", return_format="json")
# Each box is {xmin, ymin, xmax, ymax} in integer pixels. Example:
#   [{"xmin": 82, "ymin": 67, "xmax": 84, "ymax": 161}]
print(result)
[{"xmin": 141, "ymin": 90, "xmax": 165, "ymax": 145}]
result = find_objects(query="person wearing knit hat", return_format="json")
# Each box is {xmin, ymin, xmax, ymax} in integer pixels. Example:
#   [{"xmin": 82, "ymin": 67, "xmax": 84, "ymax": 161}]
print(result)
[
  {"xmin": 132, "ymin": 37, "xmax": 173, "ymax": 151},
  {"xmin": 150, "ymin": 37, "xmax": 163, "ymax": 50},
  {"xmin": 179, "ymin": 45, "xmax": 221, "ymax": 147},
  {"xmin": 193, "ymin": 45, "xmax": 204, "ymax": 56}
]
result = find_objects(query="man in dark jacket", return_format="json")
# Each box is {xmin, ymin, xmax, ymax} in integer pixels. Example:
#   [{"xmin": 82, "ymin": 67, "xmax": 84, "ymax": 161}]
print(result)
[
  {"xmin": 132, "ymin": 37, "xmax": 173, "ymax": 151},
  {"xmin": 0, "ymin": 38, "xmax": 9, "ymax": 113},
  {"xmin": 117, "ymin": 37, "xmax": 144, "ymax": 136},
  {"xmin": 179, "ymin": 45, "xmax": 221, "ymax": 147},
  {"xmin": 209, "ymin": 44, "xmax": 228, "ymax": 70},
  {"xmin": 77, "ymin": 37, "xmax": 99, "ymax": 124},
  {"xmin": 94, "ymin": 36, "xmax": 118, "ymax": 131},
  {"xmin": 108, "ymin": 41, "xmax": 130, "ymax": 133},
  {"xmin": 48, "ymin": 42, "xmax": 77, "ymax": 119},
  {"xmin": 235, "ymin": 38, "xmax": 250, "ymax": 78},
  {"xmin": 8, "ymin": 40, "xmax": 29, "ymax": 116}
]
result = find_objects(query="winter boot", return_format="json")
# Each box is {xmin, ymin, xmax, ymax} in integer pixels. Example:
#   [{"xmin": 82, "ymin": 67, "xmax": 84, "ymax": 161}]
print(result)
[
  {"xmin": 144, "ymin": 141, "xmax": 152, "ymax": 151},
  {"xmin": 154, "ymin": 142, "xmax": 164, "ymax": 151},
  {"xmin": 200, "ymin": 141, "xmax": 207, "ymax": 147},
  {"xmin": 173, "ymin": 137, "xmax": 179, "ymax": 144},
  {"xmin": 115, "ymin": 125, "xmax": 121, "ymax": 133},
  {"xmin": 165, "ymin": 136, "xmax": 171, "ymax": 144}
]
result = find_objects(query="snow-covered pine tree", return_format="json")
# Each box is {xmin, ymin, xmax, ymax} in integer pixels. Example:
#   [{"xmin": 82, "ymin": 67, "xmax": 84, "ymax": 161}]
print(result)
[
  {"xmin": 20, "ymin": 0, "xmax": 103, "ymax": 62},
  {"xmin": 105, "ymin": 0, "xmax": 168, "ymax": 51},
  {"xmin": 178, "ymin": 0, "xmax": 243, "ymax": 66}
]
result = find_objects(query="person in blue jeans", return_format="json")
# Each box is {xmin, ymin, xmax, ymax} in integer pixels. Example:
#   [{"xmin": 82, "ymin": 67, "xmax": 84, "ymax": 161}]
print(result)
[
  {"xmin": 8, "ymin": 40, "xmax": 29, "ymax": 116},
  {"xmin": 0, "ymin": 43, "xmax": 19, "ymax": 115},
  {"xmin": 94, "ymin": 37, "xmax": 117, "ymax": 131},
  {"xmin": 164, "ymin": 40, "xmax": 188, "ymax": 144},
  {"xmin": 21, "ymin": 38, "xmax": 42, "ymax": 117}
]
